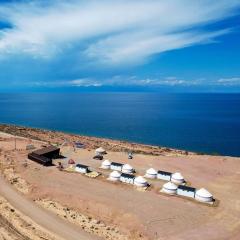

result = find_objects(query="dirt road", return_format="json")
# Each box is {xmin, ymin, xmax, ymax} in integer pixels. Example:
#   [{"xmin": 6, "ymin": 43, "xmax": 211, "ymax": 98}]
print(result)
[{"xmin": 0, "ymin": 176, "xmax": 101, "ymax": 240}]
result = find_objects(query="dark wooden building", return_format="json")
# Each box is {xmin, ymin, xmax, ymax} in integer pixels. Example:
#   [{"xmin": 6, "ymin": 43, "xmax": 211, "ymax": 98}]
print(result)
[{"xmin": 28, "ymin": 146, "xmax": 60, "ymax": 166}]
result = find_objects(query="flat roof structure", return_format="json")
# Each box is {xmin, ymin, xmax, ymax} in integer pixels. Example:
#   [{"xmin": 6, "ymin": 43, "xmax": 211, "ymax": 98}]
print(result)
[
  {"xmin": 121, "ymin": 173, "xmax": 135, "ymax": 179},
  {"xmin": 33, "ymin": 146, "xmax": 60, "ymax": 156},
  {"xmin": 76, "ymin": 163, "xmax": 89, "ymax": 169},
  {"xmin": 28, "ymin": 146, "xmax": 60, "ymax": 166},
  {"xmin": 111, "ymin": 162, "xmax": 124, "ymax": 167},
  {"xmin": 178, "ymin": 185, "xmax": 196, "ymax": 192},
  {"xmin": 158, "ymin": 170, "xmax": 172, "ymax": 176}
]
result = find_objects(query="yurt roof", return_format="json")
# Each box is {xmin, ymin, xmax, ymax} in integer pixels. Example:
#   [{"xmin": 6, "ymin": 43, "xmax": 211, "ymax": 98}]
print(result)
[
  {"xmin": 172, "ymin": 172, "xmax": 184, "ymax": 180},
  {"xmin": 110, "ymin": 171, "xmax": 121, "ymax": 178},
  {"xmin": 196, "ymin": 188, "xmax": 212, "ymax": 198},
  {"xmin": 163, "ymin": 182, "xmax": 177, "ymax": 190},
  {"xmin": 102, "ymin": 159, "xmax": 111, "ymax": 165},
  {"xmin": 96, "ymin": 147, "xmax": 106, "ymax": 152},
  {"xmin": 146, "ymin": 168, "xmax": 157, "ymax": 175},
  {"xmin": 122, "ymin": 164, "xmax": 133, "ymax": 170},
  {"xmin": 134, "ymin": 176, "xmax": 147, "ymax": 184}
]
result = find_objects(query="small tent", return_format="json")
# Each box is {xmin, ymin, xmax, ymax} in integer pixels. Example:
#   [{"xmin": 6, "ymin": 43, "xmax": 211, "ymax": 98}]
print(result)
[
  {"xmin": 95, "ymin": 147, "xmax": 106, "ymax": 155},
  {"xmin": 101, "ymin": 159, "xmax": 111, "ymax": 169},
  {"xmin": 68, "ymin": 159, "xmax": 75, "ymax": 165},
  {"xmin": 145, "ymin": 168, "xmax": 158, "ymax": 179},
  {"xmin": 134, "ymin": 176, "xmax": 148, "ymax": 187},
  {"xmin": 195, "ymin": 188, "xmax": 213, "ymax": 203},
  {"xmin": 161, "ymin": 182, "xmax": 177, "ymax": 195},
  {"xmin": 122, "ymin": 164, "xmax": 134, "ymax": 174},
  {"xmin": 171, "ymin": 172, "xmax": 184, "ymax": 184}
]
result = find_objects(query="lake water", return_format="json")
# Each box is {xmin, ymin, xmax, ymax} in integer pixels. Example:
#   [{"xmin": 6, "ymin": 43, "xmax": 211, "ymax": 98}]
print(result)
[{"xmin": 0, "ymin": 93, "xmax": 240, "ymax": 156}]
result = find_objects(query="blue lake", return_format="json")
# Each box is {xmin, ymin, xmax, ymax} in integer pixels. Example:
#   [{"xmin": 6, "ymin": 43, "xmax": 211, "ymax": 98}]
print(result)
[{"xmin": 0, "ymin": 93, "xmax": 240, "ymax": 156}]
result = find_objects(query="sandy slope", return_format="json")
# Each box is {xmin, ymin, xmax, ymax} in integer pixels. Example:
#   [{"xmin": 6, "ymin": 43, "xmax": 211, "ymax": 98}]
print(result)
[{"xmin": 0, "ymin": 176, "xmax": 101, "ymax": 240}]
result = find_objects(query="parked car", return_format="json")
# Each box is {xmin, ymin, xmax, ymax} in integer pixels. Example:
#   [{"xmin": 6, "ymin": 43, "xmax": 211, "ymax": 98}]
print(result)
[
  {"xmin": 128, "ymin": 152, "xmax": 133, "ymax": 159},
  {"xmin": 93, "ymin": 155, "xmax": 103, "ymax": 160}
]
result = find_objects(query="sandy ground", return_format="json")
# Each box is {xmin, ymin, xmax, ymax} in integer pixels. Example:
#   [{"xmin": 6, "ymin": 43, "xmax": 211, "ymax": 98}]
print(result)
[
  {"xmin": 0, "ymin": 126, "xmax": 240, "ymax": 240},
  {"xmin": 0, "ymin": 195, "xmax": 60, "ymax": 240}
]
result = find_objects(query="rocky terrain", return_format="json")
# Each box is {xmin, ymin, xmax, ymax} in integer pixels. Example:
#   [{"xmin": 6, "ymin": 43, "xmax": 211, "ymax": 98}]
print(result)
[
  {"xmin": 0, "ymin": 124, "xmax": 195, "ymax": 156},
  {"xmin": 0, "ymin": 196, "xmax": 61, "ymax": 240}
]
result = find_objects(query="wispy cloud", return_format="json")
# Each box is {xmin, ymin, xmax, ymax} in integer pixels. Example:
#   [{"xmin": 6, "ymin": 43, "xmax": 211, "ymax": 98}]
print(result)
[
  {"xmin": 30, "ymin": 78, "xmax": 102, "ymax": 87},
  {"xmin": 14, "ymin": 75, "xmax": 240, "ymax": 89},
  {"xmin": 217, "ymin": 77, "xmax": 240, "ymax": 85},
  {"xmin": 28, "ymin": 76, "xmax": 205, "ymax": 88},
  {"xmin": 0, "ymin": 0, "xmax": 239, "ymax": 66}
]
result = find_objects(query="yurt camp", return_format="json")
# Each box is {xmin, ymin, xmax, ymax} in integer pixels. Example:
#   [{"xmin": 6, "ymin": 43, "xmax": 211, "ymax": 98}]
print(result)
[
  {"xmin": 161, "ymin": 182, "xmax": 178, "ymax": 195},
  {"xmin": 101, "ymin": 159, "xmax": 111, "ymax": 169},
  {"xmin": 95, "ymin": 147, "xmax": 106, "ymax": 155},
  {"xmin": 195, "ymin": 188, "xmax": 213, "ymax": 203},
  {"xmin": 171, "ymin": 172, "xmax": 185, "ymax": 184},
  {"xmin": 122, "ymin": 164, "xmax": 134, "ymax": 174},
  {"xmin": 109, "ymin": 171, "xmax": 121, "ymax": 181},
  {"xmin": 145, "ymin": 168, "xmax": 158, "ymax": 179},
  {"xmin": 134, "ymin": 176, "xmax": 148, "ymax": 187}
]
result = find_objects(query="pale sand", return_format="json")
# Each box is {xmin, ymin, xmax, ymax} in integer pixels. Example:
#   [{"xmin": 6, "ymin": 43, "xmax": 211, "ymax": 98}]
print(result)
[{"xmin": 0, "ymin": 125, "xmax": 240, "ymax": 240}]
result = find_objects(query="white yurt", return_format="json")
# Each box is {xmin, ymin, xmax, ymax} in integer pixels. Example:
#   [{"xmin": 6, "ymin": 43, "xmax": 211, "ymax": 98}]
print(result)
[
  {"xmin": 145, "ymin": 168, "xmax": 158, "ymax": 179},
  {"xmin": 122, "ymin": 164, "xmax": 134, "ymax": 174},
  {"xmin": 101, "ymin": 159, "xmax": 111, "ymax": 169},
  {"xmin": 134, "ymin": 176, "xmax": 148, "ymax": 187},
  {"xmin": 95, "ymin": 147, "xmax": 106, "ymax": 155},
  {"xmin": 109, "ymin": 171, "xmax": 121, "ymax": 181},
  {"xmin": 161, "ymin": 182, "xmax": 178, "ymax": 195},
  {"xmin": 195, "ymin": 188, "xmax": 213, "ymax": 203},
  {"xmin": 171, "ymin": 172, "xmax": 184, "ymax": 184}
]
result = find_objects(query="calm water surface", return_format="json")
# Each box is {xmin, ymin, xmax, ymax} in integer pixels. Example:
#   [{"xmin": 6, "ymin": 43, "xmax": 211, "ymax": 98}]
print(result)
[{"xmin": 0, "ymin": 93, "xmax": 240, "ymax": 156}]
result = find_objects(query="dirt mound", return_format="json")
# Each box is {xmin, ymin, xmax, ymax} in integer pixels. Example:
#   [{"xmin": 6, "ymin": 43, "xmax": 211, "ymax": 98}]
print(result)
[
  {"xmin": 35, "ymin": 199, "xmax": 128, "ymax": 240},
  {"xmin": 0, "ymin": 196, "xmax": 61, "ymax": 240}
]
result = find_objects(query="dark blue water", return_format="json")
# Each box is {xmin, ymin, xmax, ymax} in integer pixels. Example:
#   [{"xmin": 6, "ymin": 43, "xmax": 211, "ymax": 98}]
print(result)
[{"xmin": 0, "ymin": 93, "xmax": 240, "ymax": 156}]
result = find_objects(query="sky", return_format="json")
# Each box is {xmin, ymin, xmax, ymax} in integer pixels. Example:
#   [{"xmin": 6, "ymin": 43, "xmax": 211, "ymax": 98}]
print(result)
[{"xmin": 0, "ymin": 0, "xmax": 240, "ymax": 92}]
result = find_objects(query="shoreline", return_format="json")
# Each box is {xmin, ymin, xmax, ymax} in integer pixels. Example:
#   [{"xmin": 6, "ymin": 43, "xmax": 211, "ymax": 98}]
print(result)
[{"xmin": 0, "ymin": 123, "xmax": 197, "ymax": 157}]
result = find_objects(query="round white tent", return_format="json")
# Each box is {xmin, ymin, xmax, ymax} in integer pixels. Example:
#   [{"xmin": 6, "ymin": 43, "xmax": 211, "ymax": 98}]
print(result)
[
  {"xmin": 195, "ymin": 188, "xmax": 213, "ymax": 203},
  {"xmin": 109, "ymin": 171, "xmax": 121, "ymax": 181},
  {"xmin": 95, "ymin": 147, "xmax": 106, "ymax": 155},
  {"xmin": 145, "ymin": 168, "xmax": 157, "ymax": 179},
  {"xmin": 101, "ymin": 159, "xmax": 111, "ymax": 169},
  {"xmin": 122, "ymin": 164, "xmax": 134, "ymax": 174},
  {"xmin": 171, "ymin": 172, "xmax": 184, "ymax": 184},
  {"xmin": 134, "ymin": 176, "xmax": 148, "ymax": 187},
  {"xmin": 161, "ymin": 182, "xmax": 177, "ymax": 195}
]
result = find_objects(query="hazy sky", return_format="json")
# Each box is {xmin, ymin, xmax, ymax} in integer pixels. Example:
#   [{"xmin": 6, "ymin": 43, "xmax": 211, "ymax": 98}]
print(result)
[{"xmin": 0, "ymin": 0, "xmax": 240, "ymax": 92}]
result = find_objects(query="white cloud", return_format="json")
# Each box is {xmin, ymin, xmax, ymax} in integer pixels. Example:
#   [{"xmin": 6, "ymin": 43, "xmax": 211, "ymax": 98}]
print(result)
[
  {"xmin": 12, "ymin": 75, "xmax": 240, "ymax": 88},
  {"xmin": 217, "ymin": 77, "xmax": 240, "ymax": 85},
  {"xmin": 30, "ymin": 78, "xmax": 102, "ymax": 87},
  {"xmin": 0, "ymin": 0, "xmax": 239, "ymax": 65}
]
